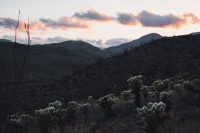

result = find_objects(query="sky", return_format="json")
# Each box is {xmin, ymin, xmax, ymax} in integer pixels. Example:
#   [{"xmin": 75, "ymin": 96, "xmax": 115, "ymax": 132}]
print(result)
[{"xmin": 0, "ymin": 0, "xmax": 200, "ymax": 48}]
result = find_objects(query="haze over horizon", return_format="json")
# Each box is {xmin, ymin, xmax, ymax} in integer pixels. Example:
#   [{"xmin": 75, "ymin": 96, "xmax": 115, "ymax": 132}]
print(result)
[{"xmin": 0, "ymin": 0, "xmax": 200, "ymax": 47}]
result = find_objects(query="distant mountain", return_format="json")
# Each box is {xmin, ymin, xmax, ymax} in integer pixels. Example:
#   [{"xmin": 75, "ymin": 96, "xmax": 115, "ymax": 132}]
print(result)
[
  {"xmin": 190, "ymin": 32, "xmax": 200, "ymax": 35},
  {"xmin": 44, "ymin": 40, "xmax": 111, "ymax": 58},
  {"xmin": 104, "ymin": 33, "xmax": 163, "ymax": 55},
  {"xmin": 0, "ymin": 39, "xmax": 12, "ymax": 42},
  {"xmin": 0, "ymin": 41, "xmax": 107, "ymax": 81}
]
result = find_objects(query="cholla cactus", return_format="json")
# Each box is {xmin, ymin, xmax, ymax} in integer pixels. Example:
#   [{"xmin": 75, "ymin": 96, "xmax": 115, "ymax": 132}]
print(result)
[
  {"xmin": 97, "ymin": 94, "xmax": 120, "ymax": 116},
  {"xmin": 10, "ymin": 114, "xmax": 33, "ymax": 127},
  {"xmin": 191, "ymin": 79, "xmax": 200, "ymax": 91},
  {"xmin": 88, "ymin": 96, "xmax": 94, "ymax": 104},
  {"xmin": 183, "ymin": 80, "xmax": 191, "ymax": 90},
  {"xmin": 68, "ymin": 101, "xmax": 79, "ymax": 108},
  {"xmin": 35, "ymin": 106, "xmax": 55, "ymax": 116},
  {"xmin": 153, "ymin": 79, "xmax": 164, "ymax": 92},
  {"xmin": 120, "ymin": 89, "xmax": 134, "ymax": 100},
  {"xmin": 160, "ymin": 91, "xmax": 173, "ymax": 111},
  {"xmin": 127, "ymin": 75, "xmax": 143, "ymax": 107},
  {"xmin": 8, "ymin": 113, "xmax": 34, "ymax": 133},
  {"xmin": 97, "ymin": 94, "xmax": 119, "ymax": 108},
  {"xmin": 160, "ymin": 91, "xmax": 173, "ymax": 101},
  {"xmin": 49, "ymin": 100, "xmax": 62, "ymax": 109},
  {"xmin": 127, "ymin": 75, "xmax": 143, "ymax": 88},
  {"xmin": 141, "ymin": 86, "xmax": 148, "ymax": 100},
  {"xmin": 137, "ymin": 102, "xmax": 166, "ymax": 126}
]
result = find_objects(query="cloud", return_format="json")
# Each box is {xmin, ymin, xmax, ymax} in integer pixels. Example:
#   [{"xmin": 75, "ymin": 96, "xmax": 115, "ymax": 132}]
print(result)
[
  {"xmin": 183, "ymin": 13, "xmax": 200, "ymax": 24},
  {"xmin": 116, "ymin": 13, "xmax": 138, "ymax": 25},
  {"xmin": 73, "ymin": 9, "xmax": 113, "ymax": 21},
  {"xmin": 0, "ymin": 17, "xmax": 17, "ymax": 29},
  {"xmin": 105, "ymin": 38, "xmax": 131, "ymax": 47},
  {"xmin": 137, "ymin": 10, "xmax": 183, "ymax": 28},
  {"xmin": 117, "ymin": 10, "xmax": 200, "ymax": 28},
  {"xmin": 39, "ymin": 17, "xmax": 87, "ymax": 30}
]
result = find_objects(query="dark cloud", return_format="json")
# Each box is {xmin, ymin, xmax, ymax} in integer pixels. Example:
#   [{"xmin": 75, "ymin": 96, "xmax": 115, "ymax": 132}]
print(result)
[
  {"xmin": 73, "ymin": 10, "xmax": 113, "ymax": 21},
  {"xmin": 116, "ymin": 13, "xmax": 138, "ymax": 25},
  {"xmin": 105, "ymin": 38, "xmax": 130, "ymax": 47},
  {"xmin": 137, "ymin": 10, "xmax": 182, "ymax": 27},
  {"xmin": 0, "ymin": 17, "xmax": 17, "ymax": 29}
]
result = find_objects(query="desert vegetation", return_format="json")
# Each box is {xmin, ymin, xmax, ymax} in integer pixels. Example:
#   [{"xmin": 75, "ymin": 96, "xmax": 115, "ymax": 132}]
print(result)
[{"xmin": 4, "ymin": 74, "xmax": 200, "ymax": 133}]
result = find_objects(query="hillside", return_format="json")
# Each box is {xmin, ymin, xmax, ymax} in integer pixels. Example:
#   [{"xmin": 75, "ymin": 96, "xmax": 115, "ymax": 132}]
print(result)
[
  {"xmin": 0, "ymin": 41, "xmax": 107, "ymax": 81},
  {"xmin": 1, "ymin": 34, "xmax": 200, "ymax": 133},
  {"xmin": 44, "ymin": 40, "xmax": 111, "ymax": 58},
  {"xmin": 60, "ymin": 34, "xmax": 200, "ymax": 99}
]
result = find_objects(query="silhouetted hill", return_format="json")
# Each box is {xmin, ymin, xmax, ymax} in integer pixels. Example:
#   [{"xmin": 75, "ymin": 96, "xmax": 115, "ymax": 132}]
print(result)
[
  {"xmin": 45, "ymin": 40, "xmax": 111, "ymax": 58},
  {"xmin": 104, "ymin": 33, "xmax": 163, "ymax": 55},
  {"xmin": 0, "ymin": 41, "xmax": 106, "ymax": 81},
  {"xmin": 60, "ymin": 34, "xmax": 200, "ymax": 99}
]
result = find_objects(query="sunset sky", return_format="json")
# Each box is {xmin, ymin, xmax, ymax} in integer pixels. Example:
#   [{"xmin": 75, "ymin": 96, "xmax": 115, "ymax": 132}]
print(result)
[{"xmin": 0, "ymin": 0, "xmax": 200, "ymax": 47}]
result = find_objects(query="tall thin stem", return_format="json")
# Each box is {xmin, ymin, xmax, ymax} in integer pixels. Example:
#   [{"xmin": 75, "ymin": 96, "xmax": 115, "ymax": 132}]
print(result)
[
  {"xmin": 19, "ymin": 17, "xmax": 31, "ymax": 83},
  {"xmin": 13, "ymin": 10, "xmax": 20, "ymax": 82}
]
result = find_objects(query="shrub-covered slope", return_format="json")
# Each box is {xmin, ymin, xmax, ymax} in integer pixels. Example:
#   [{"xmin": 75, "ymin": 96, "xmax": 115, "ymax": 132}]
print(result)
[
  {"xmin": 5, "ymin": 74, "xmax": 200, "ymax": 133},
  {"xmin": 61, "ymin": 34, "xmax": 200, "ymax": 99}
]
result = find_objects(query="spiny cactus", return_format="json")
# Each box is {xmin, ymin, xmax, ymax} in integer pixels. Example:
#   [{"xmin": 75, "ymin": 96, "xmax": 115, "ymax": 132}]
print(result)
[
  {"xmin": 35, "ymin": 107, "xmax": 55, "ymax": 116},
  {"xmin": 97, "ymin": 94, "xmax": 120, "ymax": 116},
  {"xmin": 49, "ymin": 100, "xmax": 62, "ymax": 110},
  {"xmin": 137, "ymin": 102, "xmax": 166, "ymax": 126},
  {"xmin": 8, "ymin": 113, "xmax": 34, "ymax": 133},
  {"xmin": 97, "ymin": 94, "xmax": 119, "ymax": 108},
  {"xmin": 127, "ymin": 75, "xmax": 143, "ymax": 107},
  {"xmin": 120, "ymin": 89, "xmax": 134, "ymax": 100},
  {"xmin": 191, "ymin": 79, "xmax": 200, "ymax": 91},
  {"xmin": 141, "ymin": 86, "xmax": 148, "ymax": 100},
  {"xmin": 160, "ymin": 91, "xmax": 173, "ymax": 111},
  {"xmin": 153, "ymin": 79, "xmax": 165, "ymax": 92},
  {"xmin": 88, "ymin": 96, "xmax": 94, "ymax": 104},
  {"xmin": 10, "ymin": 114, "xmax": 33, "ymax": 127}
]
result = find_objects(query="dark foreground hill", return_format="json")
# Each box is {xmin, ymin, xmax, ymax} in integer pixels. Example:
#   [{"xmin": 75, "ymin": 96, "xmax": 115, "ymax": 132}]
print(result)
[
  {"xmin": 61, "ymin": 34, "xmax": 200, "ymax": 99},
  {"xmin": 0, "ymin": 41, "xmax": 107, "ymax": 81}
]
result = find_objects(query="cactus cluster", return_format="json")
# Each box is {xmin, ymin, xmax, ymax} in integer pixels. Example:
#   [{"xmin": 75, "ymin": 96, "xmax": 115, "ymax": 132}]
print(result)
[
  {"xmin": 97, "ymin": 94, "xmax": 119, "ymax": 109},
  {"xmin": 127, "ymin": 75, "xmax": 143, "ymax": 88},
  {"xmin": 137, "ymin": 102, "xmax": 166, "ymax": 124},
  {"xmin": 8, "ymin": 75, "xmax": 200, "ymax": 133},
  {"xmin": 48, "ymin": 100, "xmax": 62, "ymax": 109},
  {"xmin": 159, "ymin": 91, "xmax": 173, "ymax": 102},
  {"xmin": 120, "ymin": 89, "xmax": 134, "ymax": 100},
  {"xmin": 127, "ymin": 75, "xmax": 143, "ymax": 107},
  {"xmin": 10, "ymin": 114, "xmax": 33, "ymax": 127}
]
